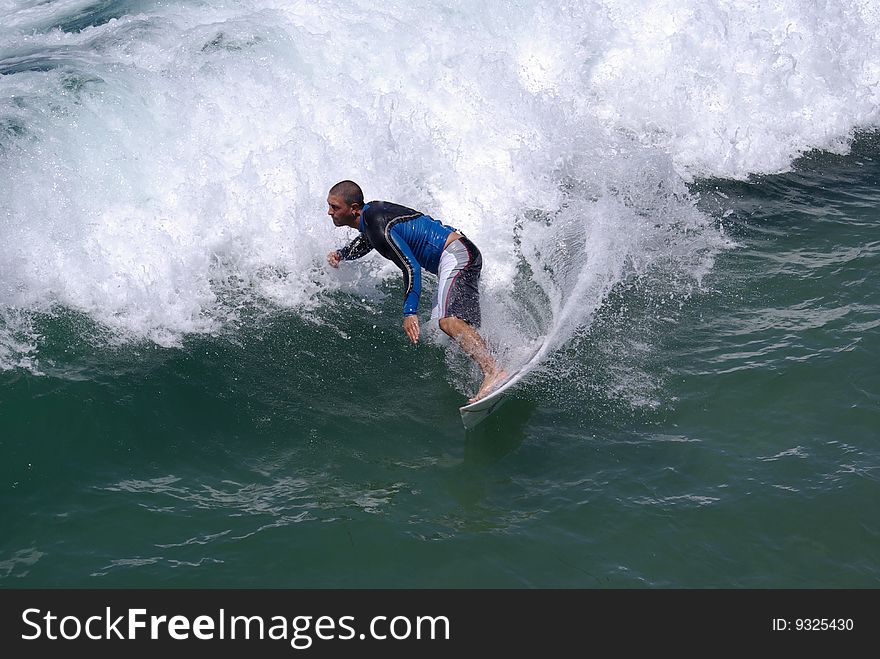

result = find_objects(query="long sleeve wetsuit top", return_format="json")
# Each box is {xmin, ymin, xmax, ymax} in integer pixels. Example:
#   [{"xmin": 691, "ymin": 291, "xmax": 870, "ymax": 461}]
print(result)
[{"xmin": 337, "ymin": 201, "xmax": 457, "ymax": 316}]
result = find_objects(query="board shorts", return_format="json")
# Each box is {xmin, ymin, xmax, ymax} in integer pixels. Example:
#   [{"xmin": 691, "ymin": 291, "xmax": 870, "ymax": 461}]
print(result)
[{"xmin": 431, "ymin": 235, "xmax": 482, "ymax": 327}]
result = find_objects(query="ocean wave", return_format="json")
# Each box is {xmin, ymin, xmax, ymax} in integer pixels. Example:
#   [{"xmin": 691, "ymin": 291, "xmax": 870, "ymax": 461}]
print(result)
[{"xmin": 1, "ymin": 0, "xmax": 873, "ymax": 378}]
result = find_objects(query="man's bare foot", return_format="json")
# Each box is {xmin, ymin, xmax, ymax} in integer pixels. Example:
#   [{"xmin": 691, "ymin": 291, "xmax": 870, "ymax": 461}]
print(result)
[{"xmin": 468, "ymin": 369, "xmax": 510, "ymax": 403}]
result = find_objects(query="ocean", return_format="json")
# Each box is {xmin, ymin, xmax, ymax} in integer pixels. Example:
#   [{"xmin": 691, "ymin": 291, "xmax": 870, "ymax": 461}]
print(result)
[{"xmin": 1, "ymin": 0, "xmax": 878, "ymax": 589}]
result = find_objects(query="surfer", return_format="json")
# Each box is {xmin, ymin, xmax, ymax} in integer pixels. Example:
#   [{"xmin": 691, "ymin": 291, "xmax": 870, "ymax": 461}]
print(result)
[{"xmin": 325, "ymin": 180, "xmax": 507, "ymax": 402}]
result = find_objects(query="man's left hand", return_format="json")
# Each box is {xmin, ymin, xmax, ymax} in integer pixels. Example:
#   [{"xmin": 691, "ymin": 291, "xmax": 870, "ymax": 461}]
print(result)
[{"xmin": 403, "ymin": 315, "xmax": 419, "ymax": 344}]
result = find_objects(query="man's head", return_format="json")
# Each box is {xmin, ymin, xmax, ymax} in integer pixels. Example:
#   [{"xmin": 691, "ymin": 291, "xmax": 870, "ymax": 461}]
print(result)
[{"xmin": 327, "ymin": 180, "xmax": 364, "ymax": 228}]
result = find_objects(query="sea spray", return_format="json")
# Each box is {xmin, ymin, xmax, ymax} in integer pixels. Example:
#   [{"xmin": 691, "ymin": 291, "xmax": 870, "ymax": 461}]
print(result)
[{"xmin": 1, "ymin": 0, "xmax": 877, "ymax": 395}]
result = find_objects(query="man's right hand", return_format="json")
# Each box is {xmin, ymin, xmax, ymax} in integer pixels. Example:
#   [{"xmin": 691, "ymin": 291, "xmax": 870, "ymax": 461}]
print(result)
[{"xmin": 327, "ymin": 250, "xmax": 342, "ymax": 268}]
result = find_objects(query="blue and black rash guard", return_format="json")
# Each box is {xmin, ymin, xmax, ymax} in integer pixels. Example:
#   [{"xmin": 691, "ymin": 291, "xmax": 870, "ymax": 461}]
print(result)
[{"xmin": 337, "ymin": 201, "xmax": 457, "ymax": 316}]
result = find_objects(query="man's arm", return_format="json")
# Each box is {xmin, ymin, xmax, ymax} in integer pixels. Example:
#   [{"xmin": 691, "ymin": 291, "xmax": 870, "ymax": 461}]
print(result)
[
  {"xmin": 386, "ymin": 229, "xmax": 422, "ymax": 318},
  {"xmin": 328, "ymin": 235, "xmax": 373, "ymax": 268},
  {"xmin": 395, "ymin": 235, "xmax": 422, "ymax": 344}
]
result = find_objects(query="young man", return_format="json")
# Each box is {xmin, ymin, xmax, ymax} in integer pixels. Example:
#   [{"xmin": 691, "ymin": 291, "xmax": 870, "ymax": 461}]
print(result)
[{"xmin": 325, "ymin": 180, "xmax": 507, "ymax": 403}]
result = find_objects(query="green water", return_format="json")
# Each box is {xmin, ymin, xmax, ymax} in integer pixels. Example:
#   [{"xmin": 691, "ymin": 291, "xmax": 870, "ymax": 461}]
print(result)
[{"xmin": 3, "ymin": 137, "xmax": 880, "ymax": 589}]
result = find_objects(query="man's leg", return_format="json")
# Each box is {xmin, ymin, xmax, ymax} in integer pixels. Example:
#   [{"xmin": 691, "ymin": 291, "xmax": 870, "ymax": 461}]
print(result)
[{"xmin": 439, "ymin": 316, "xmax": 508, "ymax": 402}]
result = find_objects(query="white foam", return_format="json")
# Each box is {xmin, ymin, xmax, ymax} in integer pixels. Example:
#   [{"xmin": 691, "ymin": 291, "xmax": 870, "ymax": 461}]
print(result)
[
  {"xmin": 0, "ymin": 0, "xmax": 875, "ymax": 374},
  {"xmin": 587, "ymin": 0, "xmax": 880, "ymax": 179}
]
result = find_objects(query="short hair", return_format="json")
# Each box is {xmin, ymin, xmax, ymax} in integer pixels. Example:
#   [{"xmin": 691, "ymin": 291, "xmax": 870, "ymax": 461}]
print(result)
[{"xmin": 329, "ymin": 180, "xmax": 364, "ymax": 207}]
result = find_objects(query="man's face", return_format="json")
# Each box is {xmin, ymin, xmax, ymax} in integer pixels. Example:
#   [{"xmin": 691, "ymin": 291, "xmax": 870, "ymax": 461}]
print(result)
[{"xmin": 327, "ymin": 194, "xmax": 358, "ymax": 227}]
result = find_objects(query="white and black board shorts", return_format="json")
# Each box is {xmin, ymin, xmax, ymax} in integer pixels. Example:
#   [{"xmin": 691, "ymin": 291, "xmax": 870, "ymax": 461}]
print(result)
[{"xmin": 431, "ymin": 236, "xmax": 482, "ymax": 327}]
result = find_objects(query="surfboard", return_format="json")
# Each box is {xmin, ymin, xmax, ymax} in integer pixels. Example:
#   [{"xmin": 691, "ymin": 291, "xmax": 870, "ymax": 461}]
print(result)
[{"xmin": 459, "ymin": 339, "xmax": 547, "ymax": 430}]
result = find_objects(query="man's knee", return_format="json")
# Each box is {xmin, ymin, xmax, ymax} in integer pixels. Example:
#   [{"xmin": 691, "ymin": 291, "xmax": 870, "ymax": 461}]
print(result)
[{"xmin": 439, "ymin": 316, "xmax": 464, "ymax": 336}]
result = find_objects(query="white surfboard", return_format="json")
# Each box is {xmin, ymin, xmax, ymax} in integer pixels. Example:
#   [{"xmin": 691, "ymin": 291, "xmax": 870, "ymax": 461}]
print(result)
[{"xmin": 459, "ymin": 339, "xmax": 547, "ymax": 430}]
